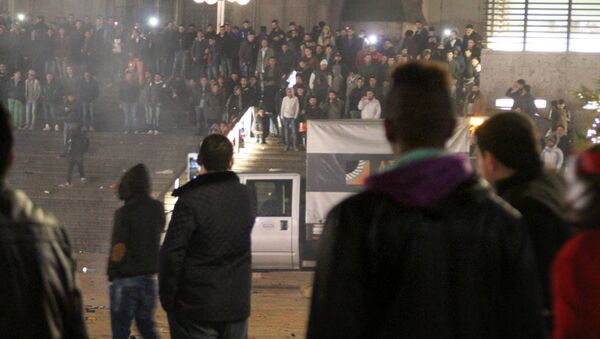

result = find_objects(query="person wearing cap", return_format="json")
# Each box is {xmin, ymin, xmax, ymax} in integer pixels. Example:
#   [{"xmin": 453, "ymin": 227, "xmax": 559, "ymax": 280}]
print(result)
[
  {"xmin": 475, "ymin": 112, "xmax": 570, "ymax": 329},
  {"xmin": 24, "ymin": 69, "xmax": 41, "ymax": 130},
  {"xmin": 552, "ymin": 145, "xmax": 600, "ymax": 339},
  {"xmin": 541, "ymin": 134, "xmax": 564, "ymax": 171},
  {"xmin": 309, "ymin": 59, "xmax": 332, "ymax": 103}
]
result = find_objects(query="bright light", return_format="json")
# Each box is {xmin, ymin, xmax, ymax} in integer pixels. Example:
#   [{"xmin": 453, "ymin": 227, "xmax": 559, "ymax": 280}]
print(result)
[
  {"xmin": 147, "ymin": 16, "xmax": 159, "ymax": 27},
  {"xmin": 287, "ymin": 70, "xmax": 297, "ymax": 88},
  {"xmin": 495, "ymin": 98, "xmax": 514, "ymax": 110},
  {"xmin": 443, "ymin": 29, "xmax": 451, "ymax": 37},
  {"xmin": 114, "ymin": 21, "xmax": 119, "ymax": 26},
  {"xmin": 469, "ymin": 116, "xmax": 487, "ymax": 128},
  {"xmin": 367, "ymin": 35, "xmax": 378, "ymax": 45},
  {"xmin": 584, "ymin": 101, "xmax": 600, "ymax": 110},
  {"xmin": 205, "ymin": 0, "xmax": 218, "ymax": 4},
  {"xmin": 82, "ymin": 267, "xmax": 88, "ymax": 273},
  {"xmin": 193, "ymin": 0, "xmax": 205, "ymax": 3},
  {"xmin": 534, "ymin": 99, "xmax": 547, "ymax": 109},
  {"xmin": 17, "ymin": 13, "xmax": 25, "ymax": 22},
  {"xmin": 228, "ymin": 0, "xmax": 237, "ymax": 2},
  {"xmin": 237, "ymin": 0, "xmax": 251, "ymax": 4}
]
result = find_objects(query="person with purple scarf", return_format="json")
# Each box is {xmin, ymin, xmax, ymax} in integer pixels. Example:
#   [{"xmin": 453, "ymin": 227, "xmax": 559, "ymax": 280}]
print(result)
[{"xmin": 307, "ymin": 63, "xmax": 546, "ymax": 339}]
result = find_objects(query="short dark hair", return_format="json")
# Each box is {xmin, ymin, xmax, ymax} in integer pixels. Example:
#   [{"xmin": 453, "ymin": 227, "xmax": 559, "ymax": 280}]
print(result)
[
  {"xmin": 466, "ymin": 24, "xmax": 474, "ymax": 29},
  {"xmin": 198, "ymin": 134, "xmax": 233, "ymax": 172},
  {"xmin": 0, "ymin": 104, "xmax": 14, "ymax": 180},
  {"xmin": 475, "ymin": 112, "xmax": 542, "ymax": 176},
  {"xmin": 386, "ymin": 62, "xmax": 454, "ymax": 149}
]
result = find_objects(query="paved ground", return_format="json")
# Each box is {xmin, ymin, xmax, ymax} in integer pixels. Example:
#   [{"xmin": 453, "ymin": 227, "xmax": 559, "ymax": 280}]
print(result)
[{"xmin": 77, "ymin": 253, "xmax": 313, "ymax": 338}]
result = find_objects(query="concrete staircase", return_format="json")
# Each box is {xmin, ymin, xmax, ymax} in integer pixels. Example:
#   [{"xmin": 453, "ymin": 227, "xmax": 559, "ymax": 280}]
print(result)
[
  {"xmin": 234, "ymin": 137, "xmax": 307, "ymax": 176},
  {"xmin": 8, "ymin": 130, "xmax": 199, "ymax": 253}
]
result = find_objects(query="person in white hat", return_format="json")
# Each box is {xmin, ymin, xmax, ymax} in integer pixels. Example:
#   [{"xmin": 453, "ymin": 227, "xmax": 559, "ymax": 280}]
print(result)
[{"xmin": 309, "ymin": 59, "xmax": 332, "ymax": 103}]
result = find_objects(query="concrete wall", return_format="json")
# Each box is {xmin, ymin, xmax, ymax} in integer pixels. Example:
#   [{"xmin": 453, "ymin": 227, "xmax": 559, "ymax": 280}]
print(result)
[
  {"xmin": 480, "ymin": 49, "xmax": 600, "ymax": 107},
  {"xmin": 423, "ymin": 0, "xmax": 486, "ymax": 37}
]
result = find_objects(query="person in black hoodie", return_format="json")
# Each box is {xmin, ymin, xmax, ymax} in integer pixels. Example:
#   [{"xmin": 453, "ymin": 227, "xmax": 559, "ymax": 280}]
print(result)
[
  {"xmin": 160, "ymin": 134, "xmax": 255, "ymax": 339},
  {"xmin": 107, "ymin": 163, "xmax": 165, "ymax": 339},
  {"xmin": 63, "ymin": 123, "xmax": 88, "ymax": 186}
]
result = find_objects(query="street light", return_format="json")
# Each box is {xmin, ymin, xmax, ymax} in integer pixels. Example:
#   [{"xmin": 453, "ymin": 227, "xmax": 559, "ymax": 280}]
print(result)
[{"xmin": 148, "ymin": 16, "xmax": 159, "ymax": 28}]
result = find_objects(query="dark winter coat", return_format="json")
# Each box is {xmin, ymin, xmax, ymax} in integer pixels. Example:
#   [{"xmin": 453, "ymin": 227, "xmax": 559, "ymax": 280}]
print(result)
[
  {"xmin": 42, "ymin": 80, "xmax": 63, "ymax": 104},
  {"xmin": 107, "ymin": 164, "xmax": 165, "ymax": 281},
  {"xmin": 63, "ymin": 99, "xmax": 82, "ymax": 124},
  {"xmin": 5, "ymin": 78, "xmax": 25, "ymax": 101},
  {"xmin": 205, "ymin": 92, "xmax": 224, "ymax": 121},
  {"xmin": 77, "ymin": 78, "xmax": 99, "ymax": 103},
  {"xmin": 495, "ymin": 170, "xmax": 570, "ymax": 315},
  {"xmin": 0, "ymin": 186, "xmax": 88, "ymax": 339},
  {"xmin": 308, "ymin": 154, "xmax": 547, "ymax": 339},
  {"xmin": 159, "ymin": 171, "xmax": 255, "ymax": 322},
  {"xmin": 66, "ymin": 128, "xmax": 88, "ymax": 160},
  {"xmin": 120, "ymin": 80, "xmax": 139, "ymax": 103}
]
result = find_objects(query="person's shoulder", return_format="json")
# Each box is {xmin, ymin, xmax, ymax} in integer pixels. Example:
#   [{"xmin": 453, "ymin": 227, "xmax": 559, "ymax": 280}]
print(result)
[{"xmin": 555, "ymin": 230, "xmax": 600, "ymax": 267}]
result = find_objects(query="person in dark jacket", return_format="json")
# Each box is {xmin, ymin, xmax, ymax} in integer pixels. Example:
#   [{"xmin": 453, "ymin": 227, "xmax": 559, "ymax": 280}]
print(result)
[
  {"xmin": 6, "ymin": 69, "xmax": 25, "ymax": 128},
  {"xmin": 307, "ymin": 63, "xmax": 546, "ymax": 339},
  {"xmin": 77, "ymin": 70, "xmax": 100, "ymax": 131},
  {"xmin": 62, "ymin": 93, "xmax": 82, "ymax": 155},
  {"xmin": 41, "ymin": 72, "xmax": 63, "ymax": 131},
  {"xmin": 0, "ymin": 105, "xmax": 88, "ymax": 339},
  {"xmin": 107, "ymin": 163, "xmax": 165, "ymax": 339},
  {"xmin": 63, "ymin": 123, "xmax": 88, "ymax": 186},
  {"xmin": 120, "ymin": 71, "xmax": 140, "ymax": 133},
  {"xmin": 475, "ymin": 112, "xmax": 570, "ymax": 328},
  {"xmin": 159, "ymin": 134, "xmax": 255, "ymax": 339}
]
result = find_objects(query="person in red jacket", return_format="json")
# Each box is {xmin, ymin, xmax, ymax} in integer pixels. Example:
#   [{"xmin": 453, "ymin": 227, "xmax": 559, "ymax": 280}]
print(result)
[{"xmin": 552, "ymin": 145, "xmax": 600, "ymax": 339}]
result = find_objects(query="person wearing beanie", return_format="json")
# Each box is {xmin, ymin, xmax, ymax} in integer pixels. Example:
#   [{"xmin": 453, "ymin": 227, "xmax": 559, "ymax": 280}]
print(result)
[
  {"xmin": 475, "ymin": 112, "xmax": 570, "ymax": 329},
  {"xmin": 309, "ymin": 59, "xmax": 332, "ymax": 103},
  {"xmin": 552, "ymin": 145, "xmax": 600, "ymax": 339},
  {"xmin": 541, "ymin": 134, "xmax": 564, "ymax": 171}
]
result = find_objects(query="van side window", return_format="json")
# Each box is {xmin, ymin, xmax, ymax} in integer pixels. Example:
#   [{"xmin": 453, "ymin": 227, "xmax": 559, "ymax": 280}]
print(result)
[{"xmin": 247, "ymin": 180, "xmax": 293, "ymax": 217}]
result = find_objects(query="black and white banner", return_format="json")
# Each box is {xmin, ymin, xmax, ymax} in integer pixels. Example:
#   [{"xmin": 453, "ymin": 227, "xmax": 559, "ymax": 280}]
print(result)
[{"xmin": 306, "ymin": 119, "xmax": 470, "ymax": 224}]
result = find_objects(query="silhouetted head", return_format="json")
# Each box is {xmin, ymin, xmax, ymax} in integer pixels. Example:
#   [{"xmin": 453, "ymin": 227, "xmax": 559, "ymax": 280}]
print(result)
[{"xmin": 198, "ymin": 134, "xmax": 234, "ymax": 172}]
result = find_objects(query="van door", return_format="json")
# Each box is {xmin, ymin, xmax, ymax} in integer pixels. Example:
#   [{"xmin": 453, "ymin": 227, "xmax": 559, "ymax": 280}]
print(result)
[{"xmin": 244, "ymin": 175, "xmax": 300, "ymax": 269}]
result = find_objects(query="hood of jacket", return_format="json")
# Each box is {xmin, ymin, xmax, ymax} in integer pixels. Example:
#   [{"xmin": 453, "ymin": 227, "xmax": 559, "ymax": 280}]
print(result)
[
  {"xmin": 365, "ymin": 154, "xmax": 473, "ymax": 207},
  {"xmin": 118, "ymin": 164, "xmax": 151, "ymax": 201},
  {"xmin": 172, "ymin": 171, "xmax": 239, "ymax": 197}
]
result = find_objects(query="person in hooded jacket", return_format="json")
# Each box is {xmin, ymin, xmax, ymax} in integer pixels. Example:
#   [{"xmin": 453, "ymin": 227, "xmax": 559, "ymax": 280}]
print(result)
[
  {"xmin": 107, "ymin": 163, "xmax": 165, "ymax": 339},
  {"xmin": 0, "ymin": 105, "xmax": 88, "ymax": 339},
  {"xmin": 307, "ymin": 63, "xmax": 546, "ymax": 339}
]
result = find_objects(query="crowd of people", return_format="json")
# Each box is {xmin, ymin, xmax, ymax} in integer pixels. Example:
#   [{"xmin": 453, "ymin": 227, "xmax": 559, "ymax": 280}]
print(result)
[
  {"xmin": 0, "ymin": 13, "xmax": 487, "ymax": 148},
  {"xmin": 2, "ymin": 62, "xmax": 600, "ymax": 339}
]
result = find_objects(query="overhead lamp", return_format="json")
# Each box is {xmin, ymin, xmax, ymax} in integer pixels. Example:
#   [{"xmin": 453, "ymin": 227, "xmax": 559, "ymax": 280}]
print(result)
[
  {"xmin": 534, "ymin": 99, "xmax": 547, "ymax": 110},
  {"xmin": 147, "ymin": 16, "xmax": 159, "ymax": 27},
  {"xmin": 495, "ymin": 98, "xmax": 514, "ymax": 110},
  {"xmin": 584, "ymin": 101, "xmax": 599, "ymax": 110}
]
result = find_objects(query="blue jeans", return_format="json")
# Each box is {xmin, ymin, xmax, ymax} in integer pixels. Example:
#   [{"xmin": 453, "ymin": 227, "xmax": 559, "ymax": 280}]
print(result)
[
  {"xmin": 282, "ymin": 117, "xmax": 297, "ymax": 147},
  {"xmin": 121, "ymin": 102, "xmax": 138, "ymax": 131},
  {"xmin": 168, "ymin": 312, "xmax": 248, "ymax": 339},
  {"xmin": 42, "ymin": 102, "xmax": 56, "ymax": 126},
  {"xmin": 207, "ymin": 64, "xmax": 219, "ymax": 80},
  {"xmin": 195, "ymin": 106, "xmax": 208, "ymax": 133},
  {"xmin": 25, "ymin": 99, "xmax": 38, "ymax": 129},
  {"xmin": 146, "ymin": 105, "xmax": 160, "ymax": 130},
  {"xmin": 110, "ymin": 275, "xmax": 158, "ymax": 339},
  {"xmin": 82, "ymin": 102, "xmax": 95, "ymax": 129}
]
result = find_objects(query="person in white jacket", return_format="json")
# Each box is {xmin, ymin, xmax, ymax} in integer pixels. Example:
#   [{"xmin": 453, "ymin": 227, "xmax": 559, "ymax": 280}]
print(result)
[
  {"xmin": 358, "ymin": 89, "xmax": 382, "ymax": 119},
  {"xmin": 541, "ymin": 134, "xmax": 564, "ymax": 171},
  {"xmin": 280, "ymin": 87, "xmax": 300, "ymax": 151}
]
